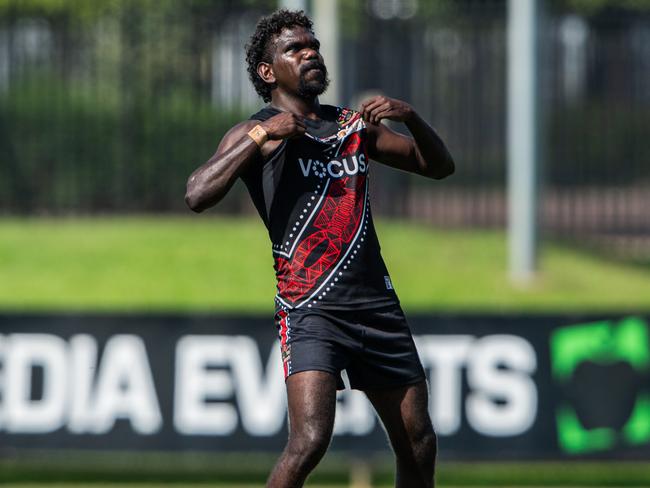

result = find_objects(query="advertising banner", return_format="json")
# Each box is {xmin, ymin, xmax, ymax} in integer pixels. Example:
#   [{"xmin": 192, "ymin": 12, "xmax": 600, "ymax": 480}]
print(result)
[{"xmin": 0, "ymin": 313, "xmax": 648, "ymax": 459}]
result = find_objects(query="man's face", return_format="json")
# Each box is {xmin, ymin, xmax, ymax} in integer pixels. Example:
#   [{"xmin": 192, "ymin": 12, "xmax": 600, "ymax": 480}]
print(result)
[{"xmin": 266, "ymin": 26, "xmax": 329, "ymax": 99}]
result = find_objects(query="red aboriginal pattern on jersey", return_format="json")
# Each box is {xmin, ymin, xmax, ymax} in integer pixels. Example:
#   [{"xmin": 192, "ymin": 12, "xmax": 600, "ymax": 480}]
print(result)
[
  {"xmin": 341, "ymin": 130, "xmax": 362, "ymax": 157},
  {"xmin": 275, "ymin": 132, "xmax": 366, "ymax": 307}
]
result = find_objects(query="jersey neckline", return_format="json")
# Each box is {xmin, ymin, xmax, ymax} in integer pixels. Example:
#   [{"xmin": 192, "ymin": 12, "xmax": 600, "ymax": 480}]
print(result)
[{"xmin": 259, "ymin": 104, "xmax": 366, "ymax": 144}]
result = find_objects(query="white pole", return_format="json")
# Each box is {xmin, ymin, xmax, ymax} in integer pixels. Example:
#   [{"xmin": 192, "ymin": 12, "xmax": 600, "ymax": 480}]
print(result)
[
  {"xmin": 312, "ymin": 0, "xmax": 340, "ymax": 106},
  {"xmin": 508, "ymin": 0, "xmax": 540, "ymax": 283},
  {"xmin": 279, "ymin": 0, "xmax": 308, "ymax": 12}
]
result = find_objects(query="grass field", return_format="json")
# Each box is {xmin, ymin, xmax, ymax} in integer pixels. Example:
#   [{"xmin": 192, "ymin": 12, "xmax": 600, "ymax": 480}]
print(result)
[
  {"xmin": 3, "ymin": 451, "xmax": 650, "ymax": 487},
  {"xmin": 1, "ymin": 485, "xmax": 642, "ymax": 488},
  {"xmin": 0, "ymin": 216, "xmax": 649, "ymax": 312},
  {"xmin": 2, "ymin": 217, "xmax": 649, "ymax": 487},
  {"xmin": 3, "ymin": 456, "xmax": 650, "ymax": 487}
]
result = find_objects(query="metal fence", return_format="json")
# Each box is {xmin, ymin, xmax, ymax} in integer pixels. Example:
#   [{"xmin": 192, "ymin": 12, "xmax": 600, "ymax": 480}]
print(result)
[{"xmin": 0, "ymin": 1, "xmax": 648, "ymax": 255}]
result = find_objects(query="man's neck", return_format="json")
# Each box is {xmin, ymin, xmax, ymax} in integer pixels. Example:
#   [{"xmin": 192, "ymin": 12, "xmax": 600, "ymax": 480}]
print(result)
[{"xmin": 270, "ymin": 92, "xmax": 322, "ymax": 120}]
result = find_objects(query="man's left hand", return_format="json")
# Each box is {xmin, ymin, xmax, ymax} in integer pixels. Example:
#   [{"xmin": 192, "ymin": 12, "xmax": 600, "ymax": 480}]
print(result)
[{"xmin": 359, "ymin": 96, "xmax": 414, "ymax": 125}]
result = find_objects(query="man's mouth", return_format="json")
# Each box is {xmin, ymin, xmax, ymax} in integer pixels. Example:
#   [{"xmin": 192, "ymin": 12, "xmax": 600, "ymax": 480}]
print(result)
[{"xmin": 302, "ymin": 63, "xmax": 325, "ymax": 75}]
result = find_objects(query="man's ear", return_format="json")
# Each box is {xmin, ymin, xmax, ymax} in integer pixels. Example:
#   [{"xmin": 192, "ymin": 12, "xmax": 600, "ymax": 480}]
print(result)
[{"xmin": 257, "ymin": 62, "xmax": 276, "ymax": 84}]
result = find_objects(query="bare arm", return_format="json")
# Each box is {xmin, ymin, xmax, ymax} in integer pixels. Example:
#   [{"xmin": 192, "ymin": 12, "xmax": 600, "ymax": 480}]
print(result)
[
  {"xmin": 185, "ymin": 112, "xmax": 306, "ymax": 213},
  {"xmin": 360, "ymin": 96, "xmax": 455, "ymax": 180}
]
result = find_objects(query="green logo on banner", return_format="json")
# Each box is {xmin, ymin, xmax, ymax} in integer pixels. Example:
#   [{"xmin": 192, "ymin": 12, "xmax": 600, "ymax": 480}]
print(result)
[{"xmin": 550, "ymin": 317, "xmax": 650, "ymax": 454}]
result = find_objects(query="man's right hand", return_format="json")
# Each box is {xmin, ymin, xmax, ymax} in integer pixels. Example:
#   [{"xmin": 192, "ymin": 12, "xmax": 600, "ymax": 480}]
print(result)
[
  {"xmin": 185, "ymin": 112, "xmax": 305, "ymax": 213},
  {"xmin": 261, "ymin": 112, "xmax": 306, "ymax": 140}
]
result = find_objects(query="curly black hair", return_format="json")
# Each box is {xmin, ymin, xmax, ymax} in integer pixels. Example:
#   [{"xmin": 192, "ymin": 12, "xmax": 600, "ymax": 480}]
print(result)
[{"xmin": 245, "ymin": 9, "xmax": 314, "ymax": 103}]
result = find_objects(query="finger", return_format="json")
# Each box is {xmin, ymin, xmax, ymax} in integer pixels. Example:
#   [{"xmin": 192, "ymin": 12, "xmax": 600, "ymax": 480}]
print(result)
[
  {"xmin": 368, "ymin": 102, "xmax": 390, "ymax": 124},
  {"xmin": 371, "ymin": 107, "xmax": 395, "ymax": 124},
  {"xmin": 359, "ymin": 96, "xmax": 378, "ymax": 108},
  {"xmin": 361, "ymin": 98, "xmax": 385, "ymax": 122},
  {"xmin": 290, "ymin": 113, "xmax": 305, "ymax": 123},
  {"xmin": 359, "ymin": 102, "xmax": 370, "ymax": 121},
  {"xmin": 359, "ymin": 96, "xmax": 380, "ymax": 112},
  {"xmin": 291, "ymin": 116, "xmax": 306, "ymax": 129},
  {"xmin": 360, "ymin": 97, "xmax": 383, "ymax": 116},
  {"xmin": 364, "ymin": 97, "xmax": 385, "ymax": 113}
]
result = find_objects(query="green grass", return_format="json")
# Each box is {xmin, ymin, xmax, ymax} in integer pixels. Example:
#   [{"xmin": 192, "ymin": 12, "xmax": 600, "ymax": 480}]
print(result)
[
  {"xmin": 2, "ymin": 453, "xmax": 650, "ymax": 486},
  {"xmin": 0, "ymin": 216, "xmax": 649, "ymax": 312},
  {"xmin": 2, "ymin": 450, "xmax": 650, "ymax": 486},
  {"xmin": 0, "ymin": 486, "xmax": 641, "ymax": 488}
]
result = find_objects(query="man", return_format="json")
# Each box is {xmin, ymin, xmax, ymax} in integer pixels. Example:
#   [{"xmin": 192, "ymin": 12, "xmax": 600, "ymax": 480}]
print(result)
[{"xmin": 185, "ymin": 9, "xmax": 454, "ymax": 488}]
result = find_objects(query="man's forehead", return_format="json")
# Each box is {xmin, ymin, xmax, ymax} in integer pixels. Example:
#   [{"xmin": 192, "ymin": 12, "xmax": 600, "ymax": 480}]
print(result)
[{"xmin": 274, "ymin": 26, "xmax": 317, "ymax": 46}]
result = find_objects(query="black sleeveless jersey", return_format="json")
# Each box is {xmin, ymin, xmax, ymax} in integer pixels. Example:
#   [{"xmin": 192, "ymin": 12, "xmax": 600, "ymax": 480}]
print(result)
[{"xmin": 243, "ymin": 104, "xmax": 399, "ymax": 311}]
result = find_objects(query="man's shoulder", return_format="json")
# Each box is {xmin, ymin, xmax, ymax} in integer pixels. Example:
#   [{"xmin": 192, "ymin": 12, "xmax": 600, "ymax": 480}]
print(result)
[{"xmin": 250, "ymin": 105, "xmax": 281, "ymax": 122}]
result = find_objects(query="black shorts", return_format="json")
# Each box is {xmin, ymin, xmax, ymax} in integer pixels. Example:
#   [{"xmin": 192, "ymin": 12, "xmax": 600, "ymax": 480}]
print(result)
[{"xmin": 274, "ymin": 304, "xmax": 426, "ymax": 391}]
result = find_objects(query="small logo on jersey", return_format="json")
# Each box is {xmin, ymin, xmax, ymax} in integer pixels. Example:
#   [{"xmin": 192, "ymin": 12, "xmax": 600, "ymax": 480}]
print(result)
[
  {"xmin": 384, "ymin": 276, "xmax": 394, "ymax": 290},
  {"xmin": 298, "ymin": 155, "xmax": 367, "ymax": 179}
]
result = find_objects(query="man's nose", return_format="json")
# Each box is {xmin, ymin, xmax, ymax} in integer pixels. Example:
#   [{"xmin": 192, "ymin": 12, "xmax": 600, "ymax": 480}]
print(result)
[{"xmin": 302, "ymin": 47, "xmax": 319, "ymax": 60}]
